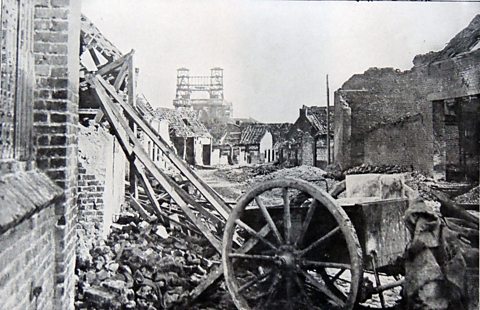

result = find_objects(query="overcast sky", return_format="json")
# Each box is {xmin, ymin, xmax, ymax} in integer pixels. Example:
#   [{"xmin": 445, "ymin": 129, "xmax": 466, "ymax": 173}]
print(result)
[{"xmin": 82, "ymin": 1, "xmax": 479, "ymax": 123}]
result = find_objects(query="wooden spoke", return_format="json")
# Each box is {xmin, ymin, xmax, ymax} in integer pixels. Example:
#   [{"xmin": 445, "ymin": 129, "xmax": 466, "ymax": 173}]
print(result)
[
  {"xmin": 299, "ymin": 269, "xmax": 345, "ymax": 307},
  {"xmin": 235, "ymin": 219, "xmax": 278, "ymax": 251},
  {"xmin": 228, "ymin": 253, "xmax": 276, "ymax": 262},
  {"xmin": 299, "ymin": 226, "xmax": 340, "ymax": 256},
  {"xmin": 255, "ymin": 196, "xmax": 283, "ymax": 244},
  {"xmin": 285, "ymin": 274, "xmax": 294, "ymax": 310},
  {"xmin": 238, "ymin": 270, "xmax": 273, "ymax": 293},
  {"xmin": 295, "ymin": 199, "xmax": 319, "ymax": 247},
  {"xmin": 223, "ymin": 178, "xmax": 363, "ymax": 310},
  {"xmin": 293, "ymin": 273, "xmax": 316, "ymax": 309},
  {"xmin": 283, "ymin": 187, "xmax": 292, "ymax": 244},
  {"xmin": 302, "ymin": 260, "xmax": 351, "ymax": 270},
  {"xmin": 331, "ymin": 268, "xmax": 346, "ymax": 281},
  {"xmin": 259, "ymin": 274, "xmax": 282, "ymax": 308}
]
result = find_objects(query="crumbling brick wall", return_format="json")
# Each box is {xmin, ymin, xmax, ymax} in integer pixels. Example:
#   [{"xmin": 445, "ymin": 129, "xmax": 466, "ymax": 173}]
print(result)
[
  {"xmin": 363, "ymin": 114, "xmax": 427, "ymax": 168},
  {"xmin": 77, "ymin": 163, "xmax": 105, "ymax": 248},
  {"xmin": 334, "ymin": 42, "xmax": 480, "ymax": 177},
  {"xmin": 76, "ymin": 124, "xmax": 126, "ymax": 252}
]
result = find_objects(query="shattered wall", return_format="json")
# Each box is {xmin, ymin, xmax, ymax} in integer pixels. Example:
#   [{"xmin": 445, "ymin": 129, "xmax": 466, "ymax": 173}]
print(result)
[
  {"xmin": 334, "ymin": 15, "xmax": 480, "ymax": 178},
  {"xmin": 77, "ymin": 124, "xmax": 126, "ymax": 251}
]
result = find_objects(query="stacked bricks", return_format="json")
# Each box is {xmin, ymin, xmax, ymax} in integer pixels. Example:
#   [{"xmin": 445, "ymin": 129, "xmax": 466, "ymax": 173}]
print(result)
[
  {"xmin": 0, "ymin": 207, "xmax": 56, "ymax": 309},
  {"xmin": 76, "ymin": 163, "xmax": 106, "ymax": 250},
  {"xmin": 32, "ymin": 0, "xmax": 81, "ymax": 309}
]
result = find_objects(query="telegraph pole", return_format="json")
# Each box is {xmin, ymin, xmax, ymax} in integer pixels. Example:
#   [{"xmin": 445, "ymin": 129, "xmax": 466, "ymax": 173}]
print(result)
[{"xmin": 326, "ymin": 74, "xmax": 330, "ymax": 165}]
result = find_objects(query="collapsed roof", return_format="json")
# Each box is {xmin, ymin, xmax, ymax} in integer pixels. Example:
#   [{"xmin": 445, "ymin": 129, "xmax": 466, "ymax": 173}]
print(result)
[{"xmin": 155, "ymin": 107, "xmax": 211, "ymax": 139}]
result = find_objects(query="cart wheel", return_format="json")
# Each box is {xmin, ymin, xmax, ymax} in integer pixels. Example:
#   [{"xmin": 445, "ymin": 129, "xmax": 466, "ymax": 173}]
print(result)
[{"xmin": 223, "ymin": 178, "xmax": 363, "ymax": 310}]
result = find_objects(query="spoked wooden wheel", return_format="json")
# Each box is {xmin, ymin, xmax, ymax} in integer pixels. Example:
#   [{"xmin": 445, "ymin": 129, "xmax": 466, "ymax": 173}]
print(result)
[{"xmin": 222, "ymin": 178, "xmax": 363, "ymax": 310}]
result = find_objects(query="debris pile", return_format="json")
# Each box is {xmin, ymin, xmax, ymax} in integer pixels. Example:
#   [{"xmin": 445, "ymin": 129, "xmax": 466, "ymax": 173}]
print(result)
[
  {"xmin": 75, "ymin": 209, "xmax": 227, "ymax": 310},
  {"xmin": 250, "ymin": 165, "xmax": 327, "ymax": 185},
  {"xmin": 455, "ymin": 185, "xmax": 479, "ymax": 205},
  {"xmin": 343, "ymin": 164, "xmax": 413, "ymax": 176}
]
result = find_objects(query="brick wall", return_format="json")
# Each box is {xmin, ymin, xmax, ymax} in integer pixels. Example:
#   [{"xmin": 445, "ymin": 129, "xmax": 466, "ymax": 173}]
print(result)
[
  {"xmin": 77, "ymin": 124, "xmax": 126, "ymax": 252},
  {"xmin": 77, "ymin": 163, "xmax": 105, "ymax": 249},
  {"xmin": 1, "ymin": 0, "xmax": 80, "ymax": 309},
  {"xmin": 363, "ymin": 114, "xmax": 427, "ymax": 168},
  {"xmin": 334, "ymin": 47, "xmax": 480, "ymax": 176},
  {"xmin": 0, "ymin": 206, "xmax": 56, "ymax": 309},
  {"xmin": 32, "ymin": 0, "xmax": 81, "ymax": 308}
]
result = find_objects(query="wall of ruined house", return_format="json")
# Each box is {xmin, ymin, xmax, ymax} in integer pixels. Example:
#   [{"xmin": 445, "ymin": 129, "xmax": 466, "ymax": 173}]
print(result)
[
  {"xmin": 194, "ymin": 136, "xmax": 212, "ymax": 166},
  {"xmin": 363, "ymin": 114, "xmax": 427, "ymax": 168},
  {"xmin": 334, "ymin": 47, "xmax": 480, "ymax": 177},
  {"xmin": 77, "ymin": 124, "xmax": 126, "ymax": 251},
  {"xmin": 301, "ymin": 133, "xmax": 315, "ymax": 166},
  {"xmin": 0, "ymin": 0, "xmax": 81, "ymax": 308},
  {"xmin": 333, "ymin": 92, "xmax": 352, "ymax": 170}
]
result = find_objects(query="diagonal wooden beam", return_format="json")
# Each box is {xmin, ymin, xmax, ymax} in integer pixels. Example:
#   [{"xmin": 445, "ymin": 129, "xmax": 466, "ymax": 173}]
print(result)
[
  {"xmin": 97, "ymin": 76, "xmax": 231, "ymax": 220},
  {"xmin": 113, "ymin": 61, "xmax": 129, "ymax": 91},
  {"xmin": 96, "ymin": 50, "xmax": 134, "ymax": 76},
  {"xmin": 130, "ymin": 195, "xmax": 156, "ymax": 222},
  {"xmin": 87, "ymin": 74, "xmax": 222, "ymax": 253},
  {"xmin": 135, "ymin": 165, "xmax": 169, "ymax": 224}
]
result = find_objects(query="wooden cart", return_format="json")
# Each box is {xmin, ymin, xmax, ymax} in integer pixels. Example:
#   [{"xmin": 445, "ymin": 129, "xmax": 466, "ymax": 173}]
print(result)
[{"xmin": 222, "ymin": 175, "xmax": 410, "ymax": 310}]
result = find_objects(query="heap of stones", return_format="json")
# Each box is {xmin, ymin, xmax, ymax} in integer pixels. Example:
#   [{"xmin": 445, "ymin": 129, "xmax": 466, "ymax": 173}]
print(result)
[{"xmin": 74, "ymin": 209, "xmax": 229, "ymax": 309}]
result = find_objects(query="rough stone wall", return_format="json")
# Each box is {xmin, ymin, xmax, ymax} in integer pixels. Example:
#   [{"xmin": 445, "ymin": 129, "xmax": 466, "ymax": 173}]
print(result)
[
  {"xmin": 32, "ymin": 0, "xmax": 81, "ymax": 308},
  {"xmin": 0, "ymin": 206, "xmax": 56, "ymax": 309},
  {"xmin": 334, "ymin": 46, "xmax": 480, "ymax": 176}
]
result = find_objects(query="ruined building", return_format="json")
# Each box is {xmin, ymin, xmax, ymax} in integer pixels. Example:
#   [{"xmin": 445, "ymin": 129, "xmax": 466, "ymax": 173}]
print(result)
[
  {"xmin": 173, "ymin": 67, "xmax": 233, "ymax": 126},
  {"xmin": 335, "ymin": 15, "xmax": 480, "ymax": 182},
  {"xmin": 277, "ymin": 106, "xmax": 334, "ymax": 168}
]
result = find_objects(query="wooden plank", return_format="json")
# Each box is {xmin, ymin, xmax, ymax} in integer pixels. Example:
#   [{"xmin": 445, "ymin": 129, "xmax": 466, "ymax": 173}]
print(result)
[
  {"xmin": 130, "ymin": 195, "xmax": 156, "ymax": 221},
  {"xmin": 126, "ymin": 53, "xmax": 138, "ymax": 200},
  {"xmin": 88, "ymin": 47, "xmax": 101, "ymax": 66},
  {"xmin": 135, "ymin": 164, "xmax": 169, "ymax": 224},
  {"xmin": 97, "ymin": 76, "xmax": 231, "ymax": 220},
  {"xmin": 96, "ymin": 50, "xmax": 134, "ymax": 76},
  {"xmin": 93, "ymin": 110, "xmax": 104, "ymax": 123},
  {"xmin": 88, "ymin": 75, "xmax": 222, "ymax": 253},
  {"xmin": 113, "ymin": 61, "xmax": 129, "ymax": 90}
]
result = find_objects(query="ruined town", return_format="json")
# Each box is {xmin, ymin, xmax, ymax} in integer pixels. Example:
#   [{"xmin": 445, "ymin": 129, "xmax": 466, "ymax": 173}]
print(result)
[{"xmin": 0, "ymin": 1, "xmax": 479, "ymax": 310}]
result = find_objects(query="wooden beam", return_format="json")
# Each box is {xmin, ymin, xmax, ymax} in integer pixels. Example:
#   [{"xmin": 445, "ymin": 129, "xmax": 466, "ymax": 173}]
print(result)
[
  {"xmin": 97, "ymin": 76, "xmax": 231, "ymax": 220},
  {"xmin": 113, "ymin": 61, "xmax": 129, "ymax": 91},
  {"xmin": 96, "ymin": 50, "xmax": 134, "ymax": 76},
  {"xmin": 130, "ymin": 195, "xmax": 156, "ymax": 222},
  {"xmin": 88, "ymin": 47, "xmax": 101, "ymax": 66},
  {"xmin": 93, "ymin": 110, "xmax": 104, "ymax": 123},
  {"xmin": 87, "ymin": 75, "xmax": 222, "ymax": 253},
  {"xmin": 135, "ymin": 164, "xmax": 170, "ymax": 225}
]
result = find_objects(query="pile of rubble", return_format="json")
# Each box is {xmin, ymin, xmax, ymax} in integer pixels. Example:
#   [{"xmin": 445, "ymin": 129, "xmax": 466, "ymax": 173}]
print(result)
[
  {"xmin": 250, "ymin": 165, "xmax": 327, "ymax": 185},
  {"xmin": 75, "ymin": 209, "xmax": 230, "ymax": 309},
  {"xmin": 343, "ymin": 164, "xmax": 413, "ymax": 176},
  {"xmin": 455, "ymin": 185, "xmax": 479, "ymax": 205}
]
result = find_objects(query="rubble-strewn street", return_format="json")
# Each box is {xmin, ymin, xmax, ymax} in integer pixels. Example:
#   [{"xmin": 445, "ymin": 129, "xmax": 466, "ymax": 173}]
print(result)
[{"xmin": 1, "ymin": 2, "xmax": 478, "ymax": 310}]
